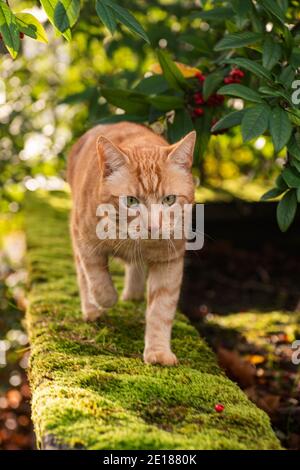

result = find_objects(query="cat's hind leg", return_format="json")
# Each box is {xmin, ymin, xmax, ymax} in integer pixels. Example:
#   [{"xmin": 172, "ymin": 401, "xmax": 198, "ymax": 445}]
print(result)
[{"xmin": 121, "ymin": 263, "xmax": 146, "ymax": 301}]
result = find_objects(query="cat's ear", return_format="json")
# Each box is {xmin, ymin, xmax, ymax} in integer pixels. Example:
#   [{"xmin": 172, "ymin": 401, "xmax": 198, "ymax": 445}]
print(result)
[
  {"xmin": 167, "ymin": 131, "xmax": 196, "ymax": 169},
  {"xmin": 97, "ymin": 136, "xmax": 128, "ymax": 177}
]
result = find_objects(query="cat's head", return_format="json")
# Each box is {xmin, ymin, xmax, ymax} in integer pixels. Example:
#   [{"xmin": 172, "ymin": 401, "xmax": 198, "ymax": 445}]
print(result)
[{"xmin": 96, "ymin": 131, "xmax": 196, "ymax": 239}]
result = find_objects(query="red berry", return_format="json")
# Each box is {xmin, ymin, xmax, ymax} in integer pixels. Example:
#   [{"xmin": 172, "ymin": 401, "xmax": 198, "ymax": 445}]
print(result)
[
  {"xmin": 0, "ymin": 33, "xmax": 2, "ymax": 41},
  {"xmin": 230, "ymin": 68, "xmax": 244, "ymax": 79},
  {"xmin": 195, "ymin": 71, "xmax": 205, "ymax": 82},
  {"xmin": 224, "ymin": 76, "xmax": 241, "ymax": 84},
  {"xmin": 215, "ymin": 403, "xmax": 225, "ymax": 413},
  {"xmin": 193, "ymin": 107, "xmax": 204, "ymax": 117},
  {"xmin": 216, "ymin": 94, "xmax": 225, "ymax": 105},
  {"xmin": 19, "ymin": 32, "xmax": 24, "ymax": 39},
  {"xmin": 207, "ymin": 96, "xmax": 215, "ymax": 106},
  {"xmin": 207, "ymin": 93, "xmax": 225, "ymax": 107},
  {"xmin": 193, "ymin": 92, "xmax": 204, "ymax": 105},
  {"xmin": 224, "ymin": 69, "xmax": 244, "ymax": 85}
]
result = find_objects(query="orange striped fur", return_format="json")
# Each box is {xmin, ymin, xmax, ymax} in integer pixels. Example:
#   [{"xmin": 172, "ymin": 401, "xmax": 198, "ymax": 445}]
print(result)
[{"xmin": 67, "ymin": 122, "xmax": 195, "ymax": 365}]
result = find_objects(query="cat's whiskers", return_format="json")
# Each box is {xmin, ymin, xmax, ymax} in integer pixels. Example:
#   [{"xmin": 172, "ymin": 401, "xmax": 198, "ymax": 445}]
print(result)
[
  {"xmin": 112, "ymin": 239, "xmax": 128, "ymax": 259},
  {"xmin": 167, "ymin": 239, "xmax": 178, "ymax": 272},
  {"xmin": 137, "ymin": 240, "xmax": 145, "ymax": 273}
]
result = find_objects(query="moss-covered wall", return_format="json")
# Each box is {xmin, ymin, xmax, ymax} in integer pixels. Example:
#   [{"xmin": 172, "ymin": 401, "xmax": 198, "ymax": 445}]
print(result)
[{"xmin": 24, "ymin": 191, "xmax": 281, "ymax": 450}]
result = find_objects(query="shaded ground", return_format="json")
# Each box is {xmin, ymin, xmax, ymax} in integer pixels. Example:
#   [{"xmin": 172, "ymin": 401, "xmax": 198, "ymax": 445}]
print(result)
[{"xmin": 180, "ymin": 201, "xmax": 300, "ymax": 450}]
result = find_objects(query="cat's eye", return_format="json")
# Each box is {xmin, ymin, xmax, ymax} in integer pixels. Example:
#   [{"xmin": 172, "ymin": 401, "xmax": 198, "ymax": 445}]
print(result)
[
  {"xmin": 163, "ymin": 195, "xmax": 177, "ymax": 206},
  {"xmin": 126, "ymin": 196, "xmax": 139, "ymax": 207}
]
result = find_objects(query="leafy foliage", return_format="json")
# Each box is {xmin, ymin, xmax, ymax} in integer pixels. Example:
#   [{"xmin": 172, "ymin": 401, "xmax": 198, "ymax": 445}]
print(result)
[
  {"xmin": 89, "ymin": 0, "xmax": 300, "ymax": 230},
  {"xmin": 0, "ymin": 0, "xmax": 149, "ymax": 56},
  {"xmin": 2, "ymin": 0, "xmax": 300, "ymax": 229}
]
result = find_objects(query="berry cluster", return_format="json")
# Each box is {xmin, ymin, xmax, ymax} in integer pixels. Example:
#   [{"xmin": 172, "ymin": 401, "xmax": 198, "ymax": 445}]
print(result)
[
  {"xmin": 190, "ymin": 71, "xmax": 225, "ymax": 125},
  {"xmin": 189, "ymin": 67, "xmax": 244, "ymax": 134},
  {"xmin": 223, "ymin": 68, "xmax": 244, "ymax": 84}
]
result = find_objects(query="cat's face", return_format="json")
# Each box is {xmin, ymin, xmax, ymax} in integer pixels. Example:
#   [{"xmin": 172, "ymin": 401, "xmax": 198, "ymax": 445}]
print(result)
[{"xmin": 97, "ymin": 132, "xmax": 196, "ymax": 240}]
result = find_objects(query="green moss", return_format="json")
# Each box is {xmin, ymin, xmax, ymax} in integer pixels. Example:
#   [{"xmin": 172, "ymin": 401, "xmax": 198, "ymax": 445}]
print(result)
[{"xmin": 25, "ymin": 191, "xmax": 281, "ymax": 450}]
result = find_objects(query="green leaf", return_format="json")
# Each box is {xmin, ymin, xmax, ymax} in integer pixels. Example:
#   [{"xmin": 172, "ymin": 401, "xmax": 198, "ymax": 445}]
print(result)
[
  {"xmin": 290, "ymin": 47, "xmax": 300, "ymax": 68},
  {"xmin": 287, "ymin": 109, "xmax": 300, "ymax": 127},
  {"xmin": 134, "ymin": 75, "xmax": 169, "ymax": 94},
  {"xmin": 101, "ymin": 87, "xmax": 149, "ymax": 115},
  {"xmin": 180, "ymin": 35, "xmax": 212, "ymax": 54},
  {"xmin": 276, "ymin": 174, "xmax": 288, "ymax": 190},
  {"xmin": 168, "ymin": 109, "xmax": 194, "ymax": 144},
  {"xmin": 95, "ymin": 0, "xmax": 117, "ymax": 34},
  {"xmin": 203, "ymin": 71, "xmax": 225, "ymax": 100},
  {"xmin": 218, "ymin": 84, "xmax": 263, "ymax": 103},
  {"xmin": 282, "ymin": 166, "xmax": 300, "ymax": 188},
  {"xmin": 0, "ymin": 2, "xmax": 20, "ymax": 58},
  {"xmin": 40, "ymin": 1, "xmax": 72, "ymax": 40},
  {"xmin": 258, "ymin": 86, "xmax": 291, "ymax": 104},
  {"xmin": 291, "ymin": 157, "xmax": 300, "ymax": 173},
  {"xmin": 297, "ymin": 188, "xmax": 300, "ymax": 203},
  {"xmin": 192, "ymin": 7, "xmax": 234, "ymax": 21},
  {"xmin": 62, "ymin": 87, "xmax": 98, "ymax": 104},
  {"xmin": 278, "ymin": 65, "xmax": 295, "ymax": 89},
  {"xmin": 276, "ymin": 189, "xmax": 297, "ymax": 232},
  {"xmin": 15, "ymin": 12, "xmax": 48, "ymax": 43},
  {"xmin": 261, "ymin": 187, "xmax": 286, "ymax": 200},
  {"xmin": 226, "ymin": 57, "xmax": 272, "ymax": 81},
  {"xmin": 241, "ymin": 104, "xmax": 270, "ymax": 142},
  {"xmin": 193, "ymin": 109, "xmax": 213, "ymax": 164},
  {"xmin": 54, "ymin": 0, "xmax": 80, "ymax": 32},
  {"xmin": 278, "ymin": 0, "xmax": 289, "ymax": 13},
  {"xmin": 214, "ymin": 32, "xmax": 262, "ymax": 51},
  {"xmin": 259, "ymin": 0, "xmax": 286, "ymax": 25},
  {"xmin": 249, "ymin": 7, "xmax": 264, "ymax": 33},
  {"xmin": 61, "ymin": 26, "xmax": 71, "ymax": 40},
  {"xmin": 157, "ymin": 49, "xmax": 188, "ymax": 92},
  {"xmin": 288, "ymin": 135, "xmax": 300, "ymax": 161},
  {"xmin": 147, "ymin": 95, "xmax": 184, "ymax": 111},
  {"xmin": 232, "ymin": 0, "xmax": 253, "ymax": 18},
  {"xmin": 102, "ymin": 0, "xmax": 149, "ymax": 43},
  {"xmin": 211, "ymin": 110, "xmax": 245, "ymax": 132},
  {"xmin": 94, "ymin": 114, "xmax": 147, "ymax": 125},
  {"xmin": 269, "ymin": 107, "xmax": 292, "ymax": 152},
  {"xmin": 262, "ymin": 37, "xmax": 282, "ymax": 70},
  {"xmin": 283, "ymin": 26, "xmax": 293, "ymax": 54}
]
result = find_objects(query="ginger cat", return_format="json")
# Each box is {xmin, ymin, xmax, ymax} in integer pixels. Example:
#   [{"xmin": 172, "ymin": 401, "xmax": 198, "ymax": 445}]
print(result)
[{"xmin": 67, "ymin": 122, "xmax": 195, "ymax": 365}]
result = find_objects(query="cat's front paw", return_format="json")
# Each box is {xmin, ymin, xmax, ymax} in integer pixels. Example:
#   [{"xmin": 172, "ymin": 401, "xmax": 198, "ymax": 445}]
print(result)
[
  {"xmin": 143, "ymin": 348, "xmax": 178, "ymax": 366},
  {"xmin": 83, "ymin": 307, "xmax": 106, "ymax": 322},
  {"xmin": 89, "ymin": 285, "xmax": 118, "ymax": 309}
]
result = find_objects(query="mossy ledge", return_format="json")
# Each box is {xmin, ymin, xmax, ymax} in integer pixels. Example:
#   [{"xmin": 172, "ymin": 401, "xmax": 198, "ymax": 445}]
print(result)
[{"xmin": 24, "ymin": 191, "xmax": 281, "ymax": 450}]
